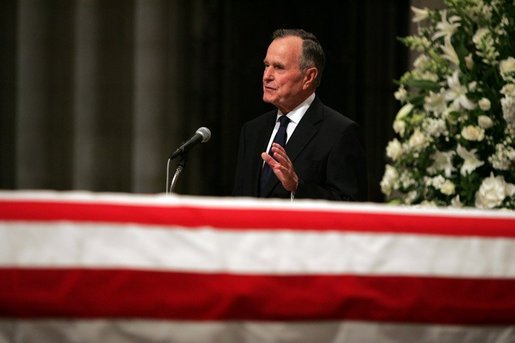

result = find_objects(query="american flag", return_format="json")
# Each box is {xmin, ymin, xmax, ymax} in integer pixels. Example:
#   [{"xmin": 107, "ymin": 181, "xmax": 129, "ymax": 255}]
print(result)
[{"xmin": 1, "ymin": 191, "xmax": 514, "ymax": 342}]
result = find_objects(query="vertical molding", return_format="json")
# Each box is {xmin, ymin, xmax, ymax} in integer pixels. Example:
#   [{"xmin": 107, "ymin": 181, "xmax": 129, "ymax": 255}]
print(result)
[
  {"xmin": 16, "ymin": 0, "xmax": 48, "ymax": 188},
  {"xmin": 133, "ymin": 0, "xmax": 168, "ymax": 193},
  {"xmin": 16, "ymin": 0, "xmax": 75, "ymax": 190},
  {"xmin": 73, "ymin": 0, "xmax": 99, "ymax": 190}
]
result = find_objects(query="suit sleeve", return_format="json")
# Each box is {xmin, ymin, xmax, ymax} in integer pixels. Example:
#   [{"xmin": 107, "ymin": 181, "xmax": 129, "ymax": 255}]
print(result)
[{"xmin": 295, "ymin": 123, "xmax": 368, "ymax": 201}]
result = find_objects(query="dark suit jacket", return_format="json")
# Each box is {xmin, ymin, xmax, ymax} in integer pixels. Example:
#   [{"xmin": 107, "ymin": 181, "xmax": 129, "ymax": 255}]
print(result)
[{"xmin": 233, "ymin": 96, "xmax": 368, "ymax": 201}]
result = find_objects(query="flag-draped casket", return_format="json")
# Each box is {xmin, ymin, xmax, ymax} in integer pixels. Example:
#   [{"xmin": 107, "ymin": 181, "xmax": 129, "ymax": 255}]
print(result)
[{"xmin": 0, "ymin": 191, "xmax": 514, "ymax": 342}]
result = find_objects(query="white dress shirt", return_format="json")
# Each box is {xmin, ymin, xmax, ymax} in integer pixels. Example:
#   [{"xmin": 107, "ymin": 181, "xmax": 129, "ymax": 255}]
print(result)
[{"xmin": 264, "ymin": 93, "xmax": 316, "ymax": 154}]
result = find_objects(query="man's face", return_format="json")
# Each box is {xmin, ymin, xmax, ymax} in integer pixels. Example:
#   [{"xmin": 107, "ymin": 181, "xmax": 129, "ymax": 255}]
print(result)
[{"xmin": 262, "ymin": 36, "xmax": 308, "ymax": 113}]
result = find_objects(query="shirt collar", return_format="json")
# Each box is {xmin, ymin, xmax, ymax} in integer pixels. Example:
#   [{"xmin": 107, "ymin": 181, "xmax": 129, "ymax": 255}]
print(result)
[{"xmin": 277, "ymin": 93, "xmax": 316, "ymax": 124}]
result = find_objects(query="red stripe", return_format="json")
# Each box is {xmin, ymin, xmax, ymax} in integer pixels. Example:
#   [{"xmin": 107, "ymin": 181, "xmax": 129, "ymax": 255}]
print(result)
[
  {"xmin": 0, "ymin": 200, "xmax": 514, "ymax": 237},
  {"xmin": 1, "ymin": 268, "xmax": 514, "ymax": 325}
]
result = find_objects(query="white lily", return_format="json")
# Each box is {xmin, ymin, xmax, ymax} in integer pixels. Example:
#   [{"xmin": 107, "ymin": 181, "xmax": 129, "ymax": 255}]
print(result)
[
  {"xmin": 445, "ymin": 70, "xmax": 476, "ymax": 110},
  {"xmin": 440, "ymin": 37, "xmax": 460, "ymax": 66},
  {"xmin": 457, "ymin": 144, "xmax": 484, "ymax": 175},
  {"xmin": 432, "ymin": 10, "xmax": 461, "ymax": 41},
  {"xmin": 429, "ymin": 150, "xmax": 455, "ymax": 177},
  {"xmin": 424, "ymin": 89, "xmax": 447, "ymax": 115},
  {"xmin": 424, "ymin": 118, "xmax": 447, "ymax": 137},
  {"xmin": 411, "ymin": 6, "xmax": 429, "ymax": 23}
]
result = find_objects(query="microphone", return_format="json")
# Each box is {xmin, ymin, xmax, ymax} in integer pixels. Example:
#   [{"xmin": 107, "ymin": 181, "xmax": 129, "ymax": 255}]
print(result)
[{"xmin": 169, "ymin": 127, "xmax": 211, "ymax": 160}]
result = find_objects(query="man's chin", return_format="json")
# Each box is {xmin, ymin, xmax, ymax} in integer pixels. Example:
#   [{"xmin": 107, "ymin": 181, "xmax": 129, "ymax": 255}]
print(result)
[{"xmin": 262, "ymin": 95, "xmax": 275, "ymax": 105}]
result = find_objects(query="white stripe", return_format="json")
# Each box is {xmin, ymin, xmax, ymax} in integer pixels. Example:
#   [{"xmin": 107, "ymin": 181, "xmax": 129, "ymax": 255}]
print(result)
[
  {"xmin": 1, "ymin": 222, "xmax": 514, "ymax": 277},
  {"xmin": 1, "ymin": 190, "xmax": 514, "ymax": 220},
  {"xmin": 1, "ymin": 320, "xmax": 513, "ymax": 343}
]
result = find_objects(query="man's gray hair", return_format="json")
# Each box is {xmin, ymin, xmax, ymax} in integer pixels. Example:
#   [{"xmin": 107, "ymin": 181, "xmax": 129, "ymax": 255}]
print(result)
[{"xmin": 272, "ymin": 28, "xmax": 326, "ymax": 87}]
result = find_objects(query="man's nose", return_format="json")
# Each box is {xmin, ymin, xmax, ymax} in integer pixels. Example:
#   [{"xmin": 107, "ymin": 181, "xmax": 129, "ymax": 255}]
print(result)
[{"xmin": 263, "ymin": 67, "xmax": 273, "ymax": 81}]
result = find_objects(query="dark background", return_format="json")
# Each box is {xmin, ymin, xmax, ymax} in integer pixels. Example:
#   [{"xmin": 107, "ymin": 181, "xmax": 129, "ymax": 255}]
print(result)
[{"xmin": 0, "ymin": 0, "xmax": 409, "ymax": 202}]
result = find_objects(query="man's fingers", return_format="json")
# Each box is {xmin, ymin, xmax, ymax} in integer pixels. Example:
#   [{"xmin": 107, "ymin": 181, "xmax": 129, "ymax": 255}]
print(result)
[
  {"xmin": 270, "ymin": 146, "xmax": 291, "ymax": 167},
  {"xmin": 261, "ymin": 152, "xmax": 278, "ymax": 167},
  {"xmin": 262, "ymin": 146, "xmax": 299, "ymax": 192}
]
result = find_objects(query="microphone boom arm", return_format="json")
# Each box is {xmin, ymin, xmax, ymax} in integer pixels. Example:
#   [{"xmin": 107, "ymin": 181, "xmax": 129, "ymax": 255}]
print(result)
[
  {"xmin": 165, "ymin": 127, "xmax": 211, "ymax": 194},
  {"xmin": 167, "ymin": 153, "xmax": 187, "ymax": 194}
]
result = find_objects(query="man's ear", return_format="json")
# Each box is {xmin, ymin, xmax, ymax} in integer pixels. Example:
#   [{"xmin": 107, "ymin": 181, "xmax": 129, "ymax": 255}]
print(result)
[{"xmin": 303, "ymin": 67, "xmax": 318, "ymax": 89}]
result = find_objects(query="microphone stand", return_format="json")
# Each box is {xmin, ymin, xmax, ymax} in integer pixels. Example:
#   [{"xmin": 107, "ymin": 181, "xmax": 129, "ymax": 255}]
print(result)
[{"xmin": 166, "ymin": 153, "xmax": 188, "ymax": 195}]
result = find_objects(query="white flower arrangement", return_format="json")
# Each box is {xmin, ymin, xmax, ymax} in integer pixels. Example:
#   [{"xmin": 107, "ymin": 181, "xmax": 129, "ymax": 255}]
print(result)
[{"xmin": 382, "ymin": 0, "xmax": 514, "ymax": 209}]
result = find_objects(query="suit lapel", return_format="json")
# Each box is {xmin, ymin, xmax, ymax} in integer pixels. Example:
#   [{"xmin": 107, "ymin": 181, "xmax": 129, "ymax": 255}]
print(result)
[
  {"xmin": 262, "ymin": 97, "xmax": 324, "ymax": 196},
  {"xmin": 285, "ymin": 97, "xmax": 324, "ymax": 162}
]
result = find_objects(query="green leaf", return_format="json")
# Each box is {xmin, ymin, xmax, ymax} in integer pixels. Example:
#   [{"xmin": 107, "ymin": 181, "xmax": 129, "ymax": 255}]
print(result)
[{"xmin": 403, "ymin": 79, "xmax": 440, "ymax": 91}]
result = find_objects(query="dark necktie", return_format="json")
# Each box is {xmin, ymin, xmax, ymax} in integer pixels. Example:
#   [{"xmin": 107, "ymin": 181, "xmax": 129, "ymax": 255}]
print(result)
[{"xmin": 260, "ymin": 115, "xmax": 290, "ymax": 195}]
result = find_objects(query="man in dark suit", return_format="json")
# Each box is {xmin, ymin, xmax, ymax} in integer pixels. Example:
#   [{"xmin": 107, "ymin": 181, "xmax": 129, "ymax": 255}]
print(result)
[{"xmin": 233, "ymin": 29, "xmax": 368, "ymax": 201}]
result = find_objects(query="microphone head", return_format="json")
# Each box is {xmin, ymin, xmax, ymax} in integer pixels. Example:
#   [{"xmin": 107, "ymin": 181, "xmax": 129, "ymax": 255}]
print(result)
[{"xmin": 196, "ymin": 127, "xmax": 211, "ymax": 143}]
